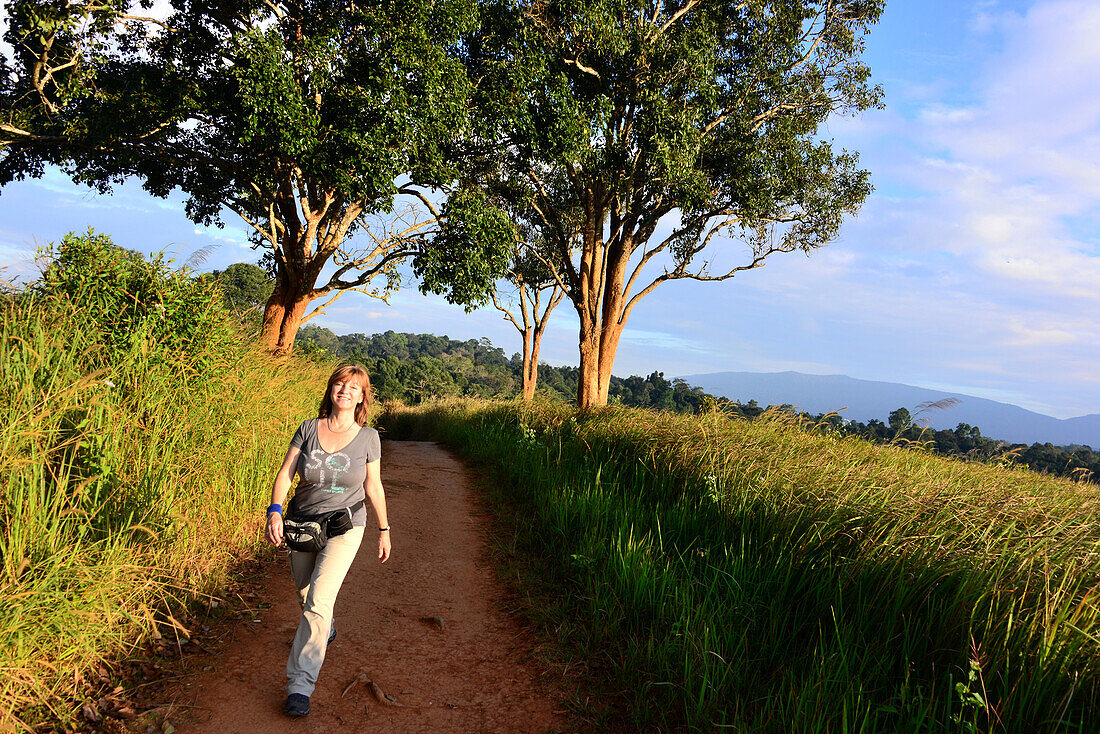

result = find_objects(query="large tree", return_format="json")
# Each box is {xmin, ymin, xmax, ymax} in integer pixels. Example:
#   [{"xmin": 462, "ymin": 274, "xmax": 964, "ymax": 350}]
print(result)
[
  {"xmin": 1, "ymin": 0, "xmax": 511, "ymax": 354},
  {"xmin": 465, "ymin": 0, "xmax": 883, "ymax": 408}
]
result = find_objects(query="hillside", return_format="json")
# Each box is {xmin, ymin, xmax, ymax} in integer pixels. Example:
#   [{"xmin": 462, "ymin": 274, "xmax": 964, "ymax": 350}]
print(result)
[
  {"xmin": 1, "ymin": 234, "xmax": 327, "ymax": 730},
  {"xmin": 7, "ymin": 236, "xmax": 1096, "ymax": 731},
  {"xmin": 682, "ymin": 370, "xmax": 1100, "ymax": 449},
  {"xmin": 382, "ymin": 399, "xmax": 1100, "ymax": 731}
]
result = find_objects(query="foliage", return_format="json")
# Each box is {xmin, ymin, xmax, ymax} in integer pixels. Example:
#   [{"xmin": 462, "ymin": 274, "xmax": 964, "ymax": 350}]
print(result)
[
  {"xmin": 204, "ymin": 262, "xmax": 276, "ymax": 315},
  {"xmin": 1, "ymin": 0, "xmax": 512, "ymax": 354},
  {"xmin": 33, "ymin": 230, "xmax": 237, "ymax": 378},
  {"xmin": 462, "ymin": 0, "xmax": 884, "ymax": 407},
  {"xmin": 298, "ymin": 322, "xmax": 1098, "ymax": 484},
  {"xmin": 415, "ymin": 186, "xmax": 517, "ymax": 309},
  {"xmin": 0, "ymin": 237, "xmax": 325, "ymax": 729},
  {"xmin": 296, "ymin": 326, "xmax": 712, "ymax": 406},
  {"xmin": 380, "ymin": 399, "xmax": 1100, "ymax": 732},
  {"xmin": 888, "ymin": 406, "xmax": 913, "ymax": 432},
  {"xmin": 297, "ymin": 326, "xmax": 517, "ymax": 402},
  {"xmin": 838, "ymin": 413, "xmax": 1100, "ymax": 486}
]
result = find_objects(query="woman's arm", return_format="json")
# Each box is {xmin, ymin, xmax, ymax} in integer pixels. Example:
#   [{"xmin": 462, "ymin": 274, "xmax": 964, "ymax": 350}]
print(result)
[
  {"xmin": 364, "ymin": 459, "xmax": 390, "ymax": 563},
  {"xmin": 265, "ymin": 445, "xmax": 301, "ymax": 547}
]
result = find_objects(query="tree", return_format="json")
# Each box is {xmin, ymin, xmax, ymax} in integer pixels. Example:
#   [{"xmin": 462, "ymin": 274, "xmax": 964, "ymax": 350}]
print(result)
[
  {"xmin": 207, "ymin": 262, "xmax": 275, "ymax": 314},
  {"xmin": 1, "ymin": 0, "xmax": 511, "ymax": 355},
  {"xmin": 888, "ymin": 407, "xmax": 911, "ymax": 433},
  {"xmin": 464, "ymin": 0, "xmax": 883, "ymax": 408},
  {"xmin": 489, "ymin": 224, "xmax": 569, "ymax": 399}
]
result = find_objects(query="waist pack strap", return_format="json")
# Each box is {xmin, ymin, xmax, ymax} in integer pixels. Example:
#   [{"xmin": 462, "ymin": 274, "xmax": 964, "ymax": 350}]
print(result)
[{"xmin": 288, "ymin": 497, "xmax": 366, "ymax": 518}]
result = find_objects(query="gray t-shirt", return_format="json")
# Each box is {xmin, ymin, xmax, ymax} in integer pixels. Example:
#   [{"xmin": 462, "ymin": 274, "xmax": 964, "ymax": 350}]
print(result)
[{"xmin": 289, "ymin": 418, "xmax": 380, "ymax": 527}]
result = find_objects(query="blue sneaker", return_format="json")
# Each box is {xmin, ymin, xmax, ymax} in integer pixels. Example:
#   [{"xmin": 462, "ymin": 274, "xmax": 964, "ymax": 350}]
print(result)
[{"xmin": 284, "ymin": 693, "xmax": 310, "ymax": 717}]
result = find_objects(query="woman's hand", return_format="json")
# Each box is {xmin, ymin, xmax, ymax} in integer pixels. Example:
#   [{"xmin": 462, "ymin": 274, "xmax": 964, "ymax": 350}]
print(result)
[
  {"xmin": 378, "ymin": 530, "xmax": 391, "ymax": 563},
  {"xmin": 267, "ymin": 445, "xmax": 299, "ymax": 548},
  {"xmin": 266, "ymin": 511, "xmax": 284, "ymax": 547}
]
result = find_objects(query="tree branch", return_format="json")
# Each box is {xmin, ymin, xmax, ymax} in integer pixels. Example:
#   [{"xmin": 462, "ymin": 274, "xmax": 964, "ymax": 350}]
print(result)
[
  {"xmin": 562, "ymin": 57, "xmax": 600, "ymax": 78},
  {"xmin": 398, "ymin": 185, "xmax": 443, "ymax": 219},
  {"xmin": 655, "ymin": 0, "xmax": 703, "ymax": 38},
  {"xmin": 491, "ymin": 289, "xmax": 524, "ymax": 334}
]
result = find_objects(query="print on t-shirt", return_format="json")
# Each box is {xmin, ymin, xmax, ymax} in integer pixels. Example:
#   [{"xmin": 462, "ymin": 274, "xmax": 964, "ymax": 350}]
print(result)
[{"xmin": 304, "ymin": 448, "xmax": 353, "ymax": 494}]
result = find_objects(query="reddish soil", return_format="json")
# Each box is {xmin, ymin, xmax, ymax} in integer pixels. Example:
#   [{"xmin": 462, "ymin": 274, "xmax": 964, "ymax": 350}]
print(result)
[{"xmin": 162, "ymin": 440, "xmax": 568, "ymax": 733}]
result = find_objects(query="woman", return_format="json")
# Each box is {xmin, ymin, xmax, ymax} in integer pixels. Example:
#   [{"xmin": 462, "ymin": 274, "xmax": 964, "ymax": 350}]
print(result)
[{"xmin": 265, "ymin": 364, "xmax": 391, "ymax": 718}]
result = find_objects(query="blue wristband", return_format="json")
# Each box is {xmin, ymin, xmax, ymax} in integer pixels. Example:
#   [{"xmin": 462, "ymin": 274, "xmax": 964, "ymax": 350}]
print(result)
[{"xmin": 267, "ymin": 503, "xmax": 283, "ymax": 516}]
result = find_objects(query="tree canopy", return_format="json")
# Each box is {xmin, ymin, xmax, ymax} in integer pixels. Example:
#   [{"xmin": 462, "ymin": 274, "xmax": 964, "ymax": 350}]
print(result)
[
  {"xmin": 205, "ymin": 262, "xmax": 275, "ymax": 314},
  {"xmin": 462, "ymin": 0, "xmax": 884, "ymax": 408},
  {"xmin": 1, "ymin": 0, "xmax": 512, "ymax": 353}
]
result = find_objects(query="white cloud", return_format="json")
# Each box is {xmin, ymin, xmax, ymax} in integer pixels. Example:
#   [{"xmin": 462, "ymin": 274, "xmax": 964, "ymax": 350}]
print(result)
[
  {"xmin": 620, "ymin": 328, "xmax": 711, "ymax": 354},
  {"xmin": 191, "ymin": 222, "xmax": 251, "ymax": 249},
  {"xmin": 918, "ymin": 106, "xmax": 978, "ymax": 125},
  {"xmin": 1004, "ymin": 321, "xmax": 1077, "ymax": 347},
  {"xmin": 867, "ymin": 2, "xmax": 1100, "ymax": 306}
]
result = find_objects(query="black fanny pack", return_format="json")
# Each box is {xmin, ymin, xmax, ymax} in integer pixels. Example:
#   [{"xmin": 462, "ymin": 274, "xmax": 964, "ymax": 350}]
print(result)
[{"xmin": 283, "ymin": 497, "xmax": 364, "ymax": 553}]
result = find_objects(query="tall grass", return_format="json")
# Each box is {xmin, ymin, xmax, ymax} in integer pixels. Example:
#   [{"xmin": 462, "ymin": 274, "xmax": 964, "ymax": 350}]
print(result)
[
  {"xmin": 0, "ymin": 233, "xmax": 327, "ymax": 730},
  {"xmin": 381, "ymin": 399, "xmax": 1100, "ymax": 732}
]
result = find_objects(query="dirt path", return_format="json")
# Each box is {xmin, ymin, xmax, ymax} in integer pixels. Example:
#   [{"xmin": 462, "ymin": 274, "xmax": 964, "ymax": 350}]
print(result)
[{"xmin": 166, "ymin": 440, "xmax": 567, "ymax": 733}]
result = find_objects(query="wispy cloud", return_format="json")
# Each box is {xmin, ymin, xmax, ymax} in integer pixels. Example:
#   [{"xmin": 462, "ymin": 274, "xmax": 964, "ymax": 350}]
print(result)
[
  {"xmin": 619, "ymin": 328, "xmax": 711, "ymax": 353},
  {"xmin": 191, "ymin": 224, "xmax": 252, "ymax": 249},
  {"xmin": 912, "ymin": 2, "xmax": 1100, "ymax": 288}
]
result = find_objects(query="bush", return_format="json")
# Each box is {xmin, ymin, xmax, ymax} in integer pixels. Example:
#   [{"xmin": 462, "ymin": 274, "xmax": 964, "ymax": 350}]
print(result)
[{"xmin": 33, "ymin": 229, "xmax": 236, "ymax": 378}]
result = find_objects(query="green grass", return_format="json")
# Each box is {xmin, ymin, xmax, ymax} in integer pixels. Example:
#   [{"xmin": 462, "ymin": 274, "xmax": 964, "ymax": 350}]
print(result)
[
  {"xmin": 0, "ymin": 239, "xmax": 329, "ymax": 730},
  {"xmin": 380, "ymin": 399, "xmax": 1100, "ymax": 732}
]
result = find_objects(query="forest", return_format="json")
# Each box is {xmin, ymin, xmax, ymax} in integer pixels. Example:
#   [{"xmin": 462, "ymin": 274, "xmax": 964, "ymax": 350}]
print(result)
[{"xmin": 292, "ymin": 321, "xmax": 1100, "ymax": 485}]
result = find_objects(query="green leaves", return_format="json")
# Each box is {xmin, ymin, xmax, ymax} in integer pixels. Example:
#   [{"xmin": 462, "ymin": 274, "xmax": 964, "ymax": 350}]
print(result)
[
  {"xmin": 2, "ymin": 0, "xmax": 481, "ymax": 230},
  {"xmin": 34, "ymin": 230, "xmax": 236, "ymax": 378},
  {"xmin": 205, "ymin": 262, "xmax": 276, "ymax": 314},
  {"xmin": 473, "ymin": 0, "xmax": 883, "ymax": 230},
  {"xmin": 458, "ymin": 0, "xmax": 885, "ymax": 406},
  {"xmin": 415, "ymin": 187, "xmax": 515, "ymax": 309},
  {"xmin": 2, "ymin": 0, "xmax": 513, "ymax": 350}
]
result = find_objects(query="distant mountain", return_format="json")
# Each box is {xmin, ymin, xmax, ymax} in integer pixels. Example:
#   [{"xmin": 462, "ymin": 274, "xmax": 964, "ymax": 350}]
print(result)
[{"xmin": 680, "ymin": 371, "xmax": 1100, "ymax": 449}]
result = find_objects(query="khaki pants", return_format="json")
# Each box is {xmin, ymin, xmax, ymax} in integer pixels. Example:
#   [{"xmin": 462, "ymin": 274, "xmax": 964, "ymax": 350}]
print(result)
[{"xmin": 286, "ymin": 526, "xmax": 364, "ymax": 696}]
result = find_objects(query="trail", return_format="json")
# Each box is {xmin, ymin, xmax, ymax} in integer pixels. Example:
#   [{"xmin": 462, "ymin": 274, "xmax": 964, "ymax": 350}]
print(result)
[{"xmin": 163, "ymin": 440, "xmax": 566, "ymax": 733}]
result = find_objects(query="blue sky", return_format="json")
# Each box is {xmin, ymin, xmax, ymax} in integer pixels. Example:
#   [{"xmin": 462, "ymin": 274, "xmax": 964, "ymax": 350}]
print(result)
[{"xmin": 1, "ymin": 0, "xmax": 1097, "ymax": 418}]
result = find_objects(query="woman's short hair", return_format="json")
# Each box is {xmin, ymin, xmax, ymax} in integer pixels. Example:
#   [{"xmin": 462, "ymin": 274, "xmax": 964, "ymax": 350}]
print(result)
[{"xmin": 318, "ymin": 364, "xmax": 372, "ymax": 426}]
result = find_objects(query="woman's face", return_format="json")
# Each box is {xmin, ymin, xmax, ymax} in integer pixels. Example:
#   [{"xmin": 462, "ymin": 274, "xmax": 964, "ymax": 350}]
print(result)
[{"xmin": 331, "ymin": 377, "xmax": 364, "ymax": 412}]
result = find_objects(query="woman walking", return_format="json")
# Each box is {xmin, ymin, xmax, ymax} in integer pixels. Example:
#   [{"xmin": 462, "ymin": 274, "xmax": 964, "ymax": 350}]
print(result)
[{"xmin": 264, "ymin": 364, "xmax": 391, "ymax": 717}]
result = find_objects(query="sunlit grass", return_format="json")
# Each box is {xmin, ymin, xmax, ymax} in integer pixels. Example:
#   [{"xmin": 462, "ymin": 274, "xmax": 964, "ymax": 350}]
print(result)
[
  {"xmin": 0, "ymin": 289, "xmax": 327, "ymax": 730},
  {"xmin": 381, "ymin": 398, "xmax": 1100, "ymax": 732}
]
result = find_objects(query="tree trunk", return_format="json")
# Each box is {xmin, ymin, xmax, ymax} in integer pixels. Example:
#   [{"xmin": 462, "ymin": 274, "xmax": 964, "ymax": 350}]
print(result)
[
  {"xmin": 274, "ymin": 293, "xmax": 312, "ymax": 355},
  {"xmin": 259, "ymin": 280, "xmax": 288, "ymax": 351},
  {"xmin": 576, "ymin": 317, "xmax": 602, "ymax": 410},
  {"xmin": 596, "ymin": 321, "xmax": 622, "ymax": 405},
  {"xmin": 260, "ymin": 285, "xmax": 313, "ymax": 356},
  {"xmin": 522, "ymin": 326, "xmax": 544, "ymax": 401},
  {"xmin": 575, "ymin": 234, "xmax": 628, "ymax": 409},
  {"xmin": 575, "ymin": 321, "xmax": 623, "ymax": 409},
  {"xmin": 523, "ymin": 327, "xmax": 541, "ymax": 402},
  {"xmin": 595, "ymin": 236, "xmax": 629, "ymax": 406}
]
